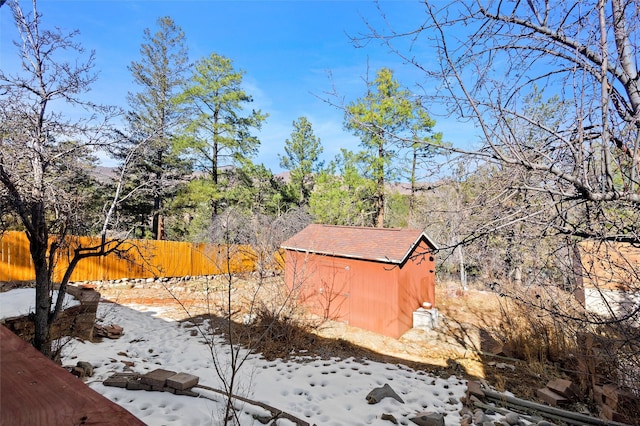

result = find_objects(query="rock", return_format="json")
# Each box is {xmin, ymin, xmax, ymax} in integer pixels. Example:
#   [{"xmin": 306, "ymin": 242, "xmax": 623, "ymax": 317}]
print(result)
[
  {"xmin": 536, "ymin": 421, "xmax": 557, "ymax": 426},
  {"xmin": 252, "ymin": 413, "xmax": 272, "ymax": 424},
  {"xmin": 460, "ymin": 413, "xmax": 473, "ymax": 426},
  {"xmin": 381, "ymin": 413, "xmax": 398, "ymax": 424},
  {"xmin": 466, "ymin": 381, "xmax": 485, "ymax": 399},
  {"xmin": 76, "ymin": 361, "xmax": 93, "ymax": 377},
  {"xmin": 409, "ymin": 411, "xmax": 444, "ymax": 426},
  {"xmin": 94, "ymin": 324, "xmax": 124, "ymax": 339},
  {"xmin": 494, "ymin": 362, "xmax": 516, "ymax": 371},
  {"xmin": 365, "ymin": 383, "xmax": 404, "ymax": 404},
  {"xmin": 473, "ymin": 409, "xmax": 491, "ymax": 425},
  {"xmin": 459, "ymin": 407, "xmax": 472, "ymax": 417},
  {"xmin": 503, "ymin": 412, "xmax": 520, "ymax": 425},
  {"xmin": 70, "ymin": 366, "xmax": 86, "ymax": 378}
]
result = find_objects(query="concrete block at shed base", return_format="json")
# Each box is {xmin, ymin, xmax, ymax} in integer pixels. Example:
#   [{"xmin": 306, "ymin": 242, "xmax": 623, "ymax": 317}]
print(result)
[
  {"xmin": 167, "ymin": 372, "xmax": 199, "ymax": 390},
  {"xmin": 413, "ymin": 308, "xmax": 439, "ymax": 330},
  {"xmin": 141, "ymin": 368, "xmax": 177, "ymax": 387}
]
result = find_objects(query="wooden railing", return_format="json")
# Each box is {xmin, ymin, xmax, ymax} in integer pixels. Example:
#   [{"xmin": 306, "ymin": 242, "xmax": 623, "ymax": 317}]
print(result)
[{"xmin": 0, "ymin": 231, "xmax": 280, "ymax": 283}]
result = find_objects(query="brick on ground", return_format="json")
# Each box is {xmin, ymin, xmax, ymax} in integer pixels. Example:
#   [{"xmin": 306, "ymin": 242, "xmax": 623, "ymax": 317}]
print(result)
[
  {"xmin": 175, "ymin": 388, "xmax": 199, "ymax": 397},
  {"xmin": 104, "ymin": 372, "xmax": 139, "ymax": 388},
  {"xmin": 104, "ymin": 376, "xmax": 129, "ymax": 388},
  {"xmin": 546, "ymin": 378, "xmax": 580, "ymax": 400},
  {"xmin": 602, "ymin": 384, "xmax": 638, "ymax": 411},
  {"xmin": 536, "ymin": 387, "xmax": 569, "ymax": 406},
  {"xmin": 593, "ymin": 385, "xmax": 605, "ymax": 405},
  {"xmin": 598, "ymin": 402, "xmax": 628, "ymax": 423},
  {"xmin": 126, "ymin": 379, "xmax": 152, "ymax": 391},
  {"xmin": 141, "ymin": 368, "xmax": 177, "ymax": 387},
  {"xmin": 166, "ymin": 372, "xmax": 199, "ymax": 390}
]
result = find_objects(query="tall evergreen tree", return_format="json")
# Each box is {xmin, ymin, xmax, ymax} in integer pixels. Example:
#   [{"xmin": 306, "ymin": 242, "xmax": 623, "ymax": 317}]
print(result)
[
  {"xmin": 345, "ymin": 68, "xmax": 431, "ymax": 227},
  {"xmin": 122, "ymin": 16, "xmax": 190, "ymax": 240},
  {"xmin": 176, "ymin": 52, "xmax": 267, "ymax": 220},
  {"xmin": 309, "ymin": 149, "xmax": 376, "ymax": 226},
  {"xmin": 279, "ymin": 116, "xmax": 323, "ymax": 206}
]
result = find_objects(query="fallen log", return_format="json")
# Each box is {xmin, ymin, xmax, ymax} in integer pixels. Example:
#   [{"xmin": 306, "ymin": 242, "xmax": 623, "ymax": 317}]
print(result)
[
  {"xmin": 194, "ymin": 383, "xmax": 311, "ymax": 426},
  {"xmin": 483, "ymin": 388, "xmax": 630, "ymax": 426},
  {"xmin": 472, "ymin": 400, "xmax": 541, "ymax": 424}
]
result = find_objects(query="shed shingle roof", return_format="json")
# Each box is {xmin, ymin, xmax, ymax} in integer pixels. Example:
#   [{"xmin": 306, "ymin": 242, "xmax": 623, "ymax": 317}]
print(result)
[{"xmin": 281, "ymin": 224, "xmax": 438, "ymax": 264}]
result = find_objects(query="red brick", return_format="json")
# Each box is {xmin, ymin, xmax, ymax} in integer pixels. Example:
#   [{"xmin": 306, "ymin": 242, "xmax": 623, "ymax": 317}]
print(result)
[
  {"xmin": 599, "ymin": 403, "xmax": 629, "ymax": 423},
  {"xmin": 547, "ymin": 378, "xmax": 580, "ymax": 400},
  {"xmin": 602, "ymin": 384, "xmax": 638, "ymax": 411},
  {"xmin": 593, "ymin": 385, "xmax": 605, "ymax": 404},
  {"xmin": 536, "ymin": 387, "xmax": 568, "ymax": 406}
]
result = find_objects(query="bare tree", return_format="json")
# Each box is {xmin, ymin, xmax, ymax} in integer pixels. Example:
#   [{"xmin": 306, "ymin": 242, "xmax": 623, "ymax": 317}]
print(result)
[
  {"xmin": 0, "ymin": 0, "xmax": 134, "ymax": 357},
  {"xmin": 359, "ymin": 0, "xmax": 640, "ymax": 404},
  {"xmin": 362, "ymin": 0, "xmax": 639, "ymax": 244}
]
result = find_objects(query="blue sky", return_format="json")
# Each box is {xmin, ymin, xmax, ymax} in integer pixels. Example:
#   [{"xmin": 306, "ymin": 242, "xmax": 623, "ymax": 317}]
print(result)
[{"xmin": 0, "ymin": 0, "xmax": 477, "ymax": 173}]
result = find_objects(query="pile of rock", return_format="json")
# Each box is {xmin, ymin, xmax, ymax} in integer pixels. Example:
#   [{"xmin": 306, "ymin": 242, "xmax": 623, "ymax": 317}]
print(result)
[
  {"xmin": 575, "ymin": 332, "xmax": 639, "ymax": 423},
  {"xmin": 104, "ymin": 368, "xmax": 200, "ymax": 396},
  {"xmin": 535, "ymin": 378, "xmax": 580, "ymax": 407},
  {"xmin": 94, "ymin": 324, "xmax": 124, "ymax": 339},
  {"xmin": 594, "ymin": 384, "xmax": 638, "ymax": 424},
  {"xmin": 465, "ymin": 380, "xmax": 632, "ymax": 426},
  {"xmin": 67, "ymin": 361, "xmax": 95, "ymax": 379}
]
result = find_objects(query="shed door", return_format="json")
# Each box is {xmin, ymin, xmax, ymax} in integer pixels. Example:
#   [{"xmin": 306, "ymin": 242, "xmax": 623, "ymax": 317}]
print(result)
[{"xmin": 318, "ymin": 262, "xmax": 350, "ymax": 323}]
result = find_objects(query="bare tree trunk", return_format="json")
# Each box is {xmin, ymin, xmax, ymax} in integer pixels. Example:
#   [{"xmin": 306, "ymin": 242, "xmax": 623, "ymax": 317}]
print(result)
[
  {"xmin": 32, "ymin": 238, "xmax": 51, "ymax": 356},
  {"xmin": 457, "ymin": 243, "xmax": 467, "ymax": 290}
]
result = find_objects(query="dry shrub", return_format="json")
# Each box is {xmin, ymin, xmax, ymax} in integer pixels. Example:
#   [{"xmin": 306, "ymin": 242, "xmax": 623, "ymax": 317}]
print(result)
[
  {"xmin": 246, "ymin": 303, "xmax": 319, "ymax": 359},
  {"xmin": 495, "ymin": 283, "xmax": 584, "ymax": 363}
]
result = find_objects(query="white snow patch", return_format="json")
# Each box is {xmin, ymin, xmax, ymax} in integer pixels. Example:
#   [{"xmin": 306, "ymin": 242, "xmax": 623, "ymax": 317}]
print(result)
[{"xmin": 0, "ymin": 288, "xmax": 80, "ymax": 320}]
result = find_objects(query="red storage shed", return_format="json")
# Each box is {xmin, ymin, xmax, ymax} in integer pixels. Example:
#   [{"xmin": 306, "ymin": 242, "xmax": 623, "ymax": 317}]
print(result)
[{"xmin": 281, "ymin": 224, "xmax": 438, "ymax": 339}]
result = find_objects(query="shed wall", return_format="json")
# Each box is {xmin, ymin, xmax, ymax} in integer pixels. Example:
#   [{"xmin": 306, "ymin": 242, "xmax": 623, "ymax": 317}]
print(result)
[
  {"xmin": 285, "ymin": 240, "xmax": 435, "ymax": 339},
  {"xmin": 397, "ymin": 239, "xmax": 436, "ymax": 332}
]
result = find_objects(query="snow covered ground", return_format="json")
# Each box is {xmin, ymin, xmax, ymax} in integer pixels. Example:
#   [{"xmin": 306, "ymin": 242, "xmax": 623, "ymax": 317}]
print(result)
[
  {"xmin": 0, "ymin": 287, "xmax": 79, "ymax": 318},
  {"xmin": 1, "ymin": 289, "xmax": 470, "ymax": 425}
]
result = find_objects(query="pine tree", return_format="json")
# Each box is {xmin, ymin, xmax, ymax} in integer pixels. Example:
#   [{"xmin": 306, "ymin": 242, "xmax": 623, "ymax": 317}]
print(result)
[
  {"xmin": 176, "ymin": 52, "xmax": 267, "ymax": 221},
  {"xmin": 121, "ymin": 16, "xmax": 190, "ymax": 240},
  {"xmin": 279, "ymin": 116, "xmax": 323, "ymax": 206}
]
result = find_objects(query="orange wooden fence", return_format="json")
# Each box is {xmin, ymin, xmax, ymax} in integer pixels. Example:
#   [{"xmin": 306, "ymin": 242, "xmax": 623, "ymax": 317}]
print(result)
[{"xmin": 0, "ymin": 231, "xmax": 270, "ymax": 283}]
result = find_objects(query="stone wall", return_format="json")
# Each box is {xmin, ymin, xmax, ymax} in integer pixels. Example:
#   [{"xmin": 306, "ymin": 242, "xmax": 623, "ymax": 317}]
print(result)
[{"xmin": 3, "ymin": 285, "xmax": 100, "ymax": 344}]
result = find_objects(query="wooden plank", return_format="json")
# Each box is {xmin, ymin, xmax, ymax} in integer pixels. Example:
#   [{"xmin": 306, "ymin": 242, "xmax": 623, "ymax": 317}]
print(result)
[{"xmin": 0, "ymin": 325, "xmax": 145, "ymax": 426}]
